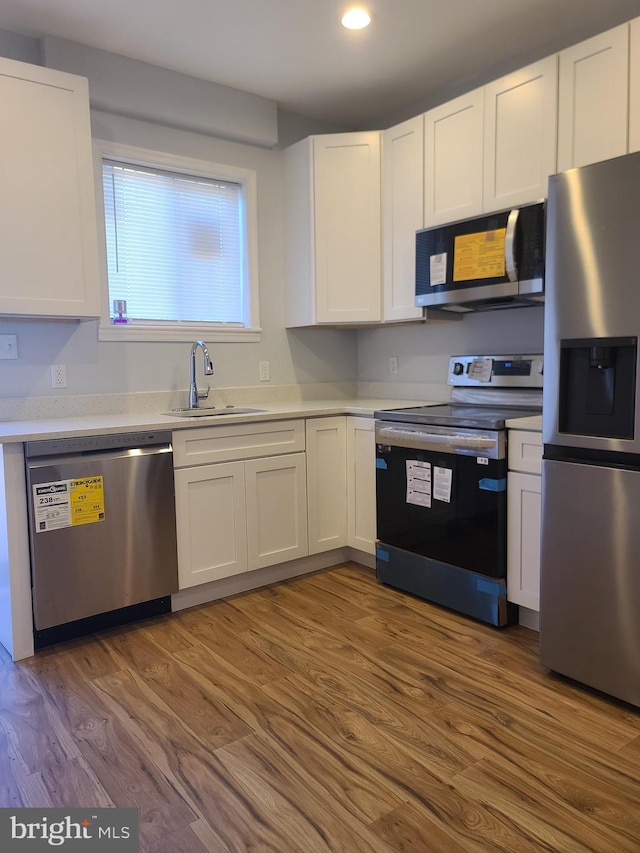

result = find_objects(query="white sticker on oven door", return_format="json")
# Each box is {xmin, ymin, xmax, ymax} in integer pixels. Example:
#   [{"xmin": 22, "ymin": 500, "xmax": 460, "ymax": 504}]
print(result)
[
  {"xmin": 477, "ymin": 457, "xmax": 489, "ymax": 465},
  {"xmin": 433, "ymin": 466, "xmax": 453, "ymax": 503},
  {"xmin": 429, "ymin": 253, "xmax": 447, "ymax": 286},
  {"xmin": 407, "ymin": 487, "xmax": 432, "ymax": 508},
  {"xmin": 406, "ymin": 460, "xmax": 432, "ymax": 507},
  {"xmin": 406, "ymin": 460, "xmax": 431, "ymax": 481}
]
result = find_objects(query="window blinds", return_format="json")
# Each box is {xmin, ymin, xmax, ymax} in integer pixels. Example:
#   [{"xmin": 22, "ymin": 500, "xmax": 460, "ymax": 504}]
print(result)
[{"xmin": 102, "ymin": 161, "xmax": 245, "ymax": 324}]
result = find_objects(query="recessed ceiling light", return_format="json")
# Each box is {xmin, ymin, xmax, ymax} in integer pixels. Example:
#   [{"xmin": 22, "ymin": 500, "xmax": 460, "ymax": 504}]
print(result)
[{"xmin": 341, "ymin": 8, "xmax": 372, "ymax": 30}]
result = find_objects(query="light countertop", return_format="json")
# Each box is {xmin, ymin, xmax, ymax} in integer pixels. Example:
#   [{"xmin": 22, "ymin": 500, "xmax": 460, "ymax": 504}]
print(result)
[
  {"xmin": 0, "ymin": 398, "xmax": 432, "ymax": 444},
  {"xmin": 505, "ymin": 414, "xmax": 542, "ymax": 431}
]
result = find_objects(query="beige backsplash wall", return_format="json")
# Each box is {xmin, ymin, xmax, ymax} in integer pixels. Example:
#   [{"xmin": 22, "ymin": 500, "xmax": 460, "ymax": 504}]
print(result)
[{"xmin": 357, "ymin": 306, "xmax": 545, "ymax": 400}]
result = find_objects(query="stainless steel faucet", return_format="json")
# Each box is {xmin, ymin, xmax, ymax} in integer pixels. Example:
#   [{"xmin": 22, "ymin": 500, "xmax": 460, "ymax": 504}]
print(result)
[{"xmin": 188, "ymin": 340, "xmax": 214, "ymax": 409}]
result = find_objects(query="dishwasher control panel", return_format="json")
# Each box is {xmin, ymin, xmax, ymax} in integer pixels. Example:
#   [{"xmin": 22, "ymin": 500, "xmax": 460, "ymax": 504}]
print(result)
[{"xmin": 24, "ymin": 430, "xmax": 173, "ymax": 458}]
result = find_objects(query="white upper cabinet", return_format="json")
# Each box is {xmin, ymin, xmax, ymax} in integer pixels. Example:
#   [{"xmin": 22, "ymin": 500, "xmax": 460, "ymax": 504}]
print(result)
[
  {"xmin": 558, "ymin": 25, "xmax": 629, "ymax": 172},
  {"xmin": 483, "ymin": 56, "xmax": 558, "ymax": 211},
  {"xmin": 628, "ymin": 18, "xmax": 640, "ymax": 153},
  {"xmin": 284, "ymin": 132, "xmax": 382, "ymax": 326},
  {"xmin": 0, "ymin": 57, "xmax": 100, "ymax": 318},
  {"xmin": 424, "ymin": 89, "xmax": 484, "ymax": 226},
  {"xmin": 423, "ymin": 60, "xmax": 556, "ymax": 225},
  {"xmin": 381, "ymin": 116, "xmax": 424, "ymax": 322}
]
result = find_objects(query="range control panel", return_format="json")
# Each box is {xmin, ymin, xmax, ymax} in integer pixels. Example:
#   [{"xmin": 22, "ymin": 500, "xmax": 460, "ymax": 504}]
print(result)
[{"xmin": 448, "ymin": 354, "xmax": 544, "ymax": 388}]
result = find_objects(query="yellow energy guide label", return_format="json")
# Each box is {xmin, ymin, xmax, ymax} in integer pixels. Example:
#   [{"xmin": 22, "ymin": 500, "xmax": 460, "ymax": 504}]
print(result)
[
  {"xmin": 33, "ymin": 476, "xmax": 105, "ymax": 532},
  {"xmin": 453, "ymin": 228, "xmax": 506, "ymax": 282}
]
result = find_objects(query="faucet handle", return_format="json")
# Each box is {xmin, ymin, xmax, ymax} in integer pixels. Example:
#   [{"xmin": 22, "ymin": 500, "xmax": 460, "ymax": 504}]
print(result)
[{"xmin": 197, "ymin": 385, "xmax": 210, "ymax": 401}]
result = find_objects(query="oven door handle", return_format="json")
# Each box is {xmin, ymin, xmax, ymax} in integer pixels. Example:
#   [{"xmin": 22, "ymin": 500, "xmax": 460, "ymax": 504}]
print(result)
[{"xmin": 376, "ymin": 426, "xmax": 498, "ymax": 454}]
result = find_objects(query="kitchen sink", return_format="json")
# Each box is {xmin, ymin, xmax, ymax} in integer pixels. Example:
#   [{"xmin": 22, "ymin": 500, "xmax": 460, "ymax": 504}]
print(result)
[{"xmin": 165, "ymin": 406, "xmax": 267, "ymax": 418}]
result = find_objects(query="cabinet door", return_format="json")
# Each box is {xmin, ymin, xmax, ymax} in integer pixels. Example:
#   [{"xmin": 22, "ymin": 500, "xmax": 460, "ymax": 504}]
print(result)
[
  {"xmin": 382, "ymin": 117, "xmax": 424, "ymax": 321},
  {"xmin": 483, "ymin": 56, "xmax": 558, "ymax": 211},
  {"xmin": 628, "ymin": 19, "xmax": 640, "ymax": 153},
  {"xmin": 346, "ymin": 417, "xmax": 376, "ymax": 554},
  {"xmin": 174, "ymin": 461, "xmax": 247, "ymax": 588},
  {"xmin": 0, "ymin": 58, "xmax": 100, "ymax": 317},
  {"xmin": 306, "ymin": 417, "xmax": 347, "ymax": 554},
  {"xmin": 313, "ymin": 132, "xmax": 382, "ymax": 323},
  {"xmin": 507, "ymin": 471, "xmax": 541, "ymax": 611},
  {"xmin": 558, "ymin": 25, "xmax": 629, "ymax": 171},
  {"xmin": 245, "ymin": 453, "xmax": 308, "ymax": 570},
  {"xmin": 424, "ymin": 89, "xmax": 484, "ymax": 226}
]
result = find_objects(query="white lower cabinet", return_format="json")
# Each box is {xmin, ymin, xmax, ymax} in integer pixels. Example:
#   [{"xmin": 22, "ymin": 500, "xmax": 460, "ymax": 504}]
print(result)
[
  {"xmin": 507, "ymin": 430, "xmax": 542, "ymax": 612},
  {"xmin": 306, "ymin": 415, "xmax": 376, "ymax": 556},
  {"xmin": 306, "ymin": 418, "xmax": 348, "ymax": 554},
  {"xmin": 174, "ymin": 415, "xmax": 378, "ymax": 589},
  {"xmin": 507, "ymin": 471, "xmax": 542, "ymax": 611},
  {"xmin": 346, "ymin": 416, "xmax": 376, "ymax": 555},
  {"xmin": 245, "ymin": 453, "xmax": 308, "ymax": 569},
  {"xmin": 173, "ymin": 420, "xmax": 308, "ymax": 589},
  {"xmin": 174, "ymin": 461, "xmax": 248, "ymax": 587}
]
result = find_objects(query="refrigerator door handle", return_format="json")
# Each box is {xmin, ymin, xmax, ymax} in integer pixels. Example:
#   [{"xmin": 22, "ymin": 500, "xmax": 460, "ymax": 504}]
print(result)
[{"xmin": 505, "ymin": 208, "xmax": 519, "ymax": 282}]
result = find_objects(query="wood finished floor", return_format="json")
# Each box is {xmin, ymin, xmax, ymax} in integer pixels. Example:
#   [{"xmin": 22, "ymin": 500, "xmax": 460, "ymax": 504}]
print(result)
[{"xmin": 1, "ymin": 563, "xmax": 640, "ymax": 852}]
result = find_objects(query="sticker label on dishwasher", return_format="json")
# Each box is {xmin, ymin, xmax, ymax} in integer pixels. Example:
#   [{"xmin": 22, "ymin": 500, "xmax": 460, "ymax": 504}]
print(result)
[
  {"xmin": 406, "ymin": 460, "xmax": 432, "ymax": 508},
  {"xmin": 33, "ymin": 476, "xmax": 105, "ymax": 532},
  {"xmin": 433, "ymin": 466, "xmax": 453, "ymax": 503}
]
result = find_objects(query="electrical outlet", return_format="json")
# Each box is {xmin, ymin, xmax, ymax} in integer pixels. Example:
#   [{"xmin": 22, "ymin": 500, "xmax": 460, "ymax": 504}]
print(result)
[
  {"xmin": 389, "ymin": 356, "xmax": 398, "ymax": 375},
  {"xmin": 51, "ymin": 364, "xmax": 67, "ymax": 389},
  {"xmin": 259, "ymin": 361, "xmax": 271, "ymax": 382},
  {"xmin": 0, "ymin": 334, "xmax": 17, "ymax": 360}
]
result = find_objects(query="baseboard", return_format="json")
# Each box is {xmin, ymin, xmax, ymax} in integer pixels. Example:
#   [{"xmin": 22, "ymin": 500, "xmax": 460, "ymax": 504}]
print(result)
[
  {"xmin": 518, "ymin": 606, "xmax": 540, "ymax": 631},
  {"xmin": 171, "ymin": 548, "xmax": 354, "ymax": 611},
  {"xmin": 348, "ymin": 547, "xmax": 375, "ymax": 570}
]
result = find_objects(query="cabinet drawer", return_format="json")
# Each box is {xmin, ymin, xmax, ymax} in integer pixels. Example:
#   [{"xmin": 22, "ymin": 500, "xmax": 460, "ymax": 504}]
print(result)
[
  {"xmin": 508, "ymin": 430, "xmax": 542, "ymax": 475},
  {"xmin": 173, "ymin": 420, "xmax": 305, "ymax": 467}
]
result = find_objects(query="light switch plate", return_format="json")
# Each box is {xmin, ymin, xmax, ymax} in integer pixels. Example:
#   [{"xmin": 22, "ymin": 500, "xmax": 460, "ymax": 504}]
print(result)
[{"xmin": 0, "ymin": 334, "xmax": 18, "ymax": 359}]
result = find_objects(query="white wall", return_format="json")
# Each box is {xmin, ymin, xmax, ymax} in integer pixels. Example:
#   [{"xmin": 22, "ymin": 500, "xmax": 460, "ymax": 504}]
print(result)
[
  {"xmin": 0, "ymin": 35, "xmax": 357, "ymax": 402},
  {"xmin": 0, "ymin": 29, "xmax": 548, "ymax": 406},
  {"xmin": 357, "ymin": 307, "xmax": 544, "ymax": 398}
]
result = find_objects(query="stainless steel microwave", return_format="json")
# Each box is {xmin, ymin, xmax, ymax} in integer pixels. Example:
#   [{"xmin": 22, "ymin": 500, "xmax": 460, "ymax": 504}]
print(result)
[{"xmin": 415, "ymin": 201, "xmax": 545, "ymax": 314}]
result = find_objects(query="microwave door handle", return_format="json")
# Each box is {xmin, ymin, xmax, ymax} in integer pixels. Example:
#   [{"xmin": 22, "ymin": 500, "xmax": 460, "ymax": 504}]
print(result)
[{"xmin": 505, "ymin": 208, "xmax": 519, "ymax": 282}]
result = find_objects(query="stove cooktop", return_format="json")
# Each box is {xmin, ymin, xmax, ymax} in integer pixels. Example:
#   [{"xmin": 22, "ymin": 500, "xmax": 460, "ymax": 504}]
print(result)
[{"xmin": 374, "ymin": 404, "xmax": 542, "ymax": 431}]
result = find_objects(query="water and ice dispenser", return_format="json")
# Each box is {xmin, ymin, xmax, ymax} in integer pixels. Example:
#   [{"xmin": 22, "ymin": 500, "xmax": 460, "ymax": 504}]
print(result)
[{"xmin": 558, "ymin": 337, "xmax": 637, "ymax": 439}]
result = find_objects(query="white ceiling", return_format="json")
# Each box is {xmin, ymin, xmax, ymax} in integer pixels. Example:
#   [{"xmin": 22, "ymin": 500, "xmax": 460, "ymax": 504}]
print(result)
[{"xmin": 0, "ymin": 0, "xmax": 638, "ymax": 126}]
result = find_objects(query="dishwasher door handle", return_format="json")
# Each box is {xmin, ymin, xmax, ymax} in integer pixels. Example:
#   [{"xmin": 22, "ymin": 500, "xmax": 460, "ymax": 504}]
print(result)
[{"xmin": 376, "ymin": 426, "xmax": 498, "ymax": 455}]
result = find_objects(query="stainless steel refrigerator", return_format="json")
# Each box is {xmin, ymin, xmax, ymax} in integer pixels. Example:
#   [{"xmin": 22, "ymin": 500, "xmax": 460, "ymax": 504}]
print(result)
[{"xmin": 541, "ymin": 152, "xmax": 640, "ymax": 708}]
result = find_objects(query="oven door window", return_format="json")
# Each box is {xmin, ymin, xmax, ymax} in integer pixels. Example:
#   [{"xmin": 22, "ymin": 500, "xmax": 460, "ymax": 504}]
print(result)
[{"xmin": 376, "ymin": 444, "xmax": 506, "ymax": 578}]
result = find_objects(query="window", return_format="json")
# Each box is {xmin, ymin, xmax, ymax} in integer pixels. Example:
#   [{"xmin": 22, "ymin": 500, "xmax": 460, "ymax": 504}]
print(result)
[{"xmin": 95, "ymin": 142, "xmax": 260, "ymax": 341}]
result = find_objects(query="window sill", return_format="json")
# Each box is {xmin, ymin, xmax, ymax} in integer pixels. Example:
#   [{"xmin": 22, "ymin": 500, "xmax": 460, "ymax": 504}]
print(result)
[{"xmin": 98, "ymin": 323, "xmax": 262, "ymax": 343}]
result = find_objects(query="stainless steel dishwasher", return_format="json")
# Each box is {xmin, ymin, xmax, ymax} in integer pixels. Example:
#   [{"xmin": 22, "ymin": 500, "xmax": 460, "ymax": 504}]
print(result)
[{"xmin": 25, "ymin": 430, "xmax": 179, "ymax": 647}]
